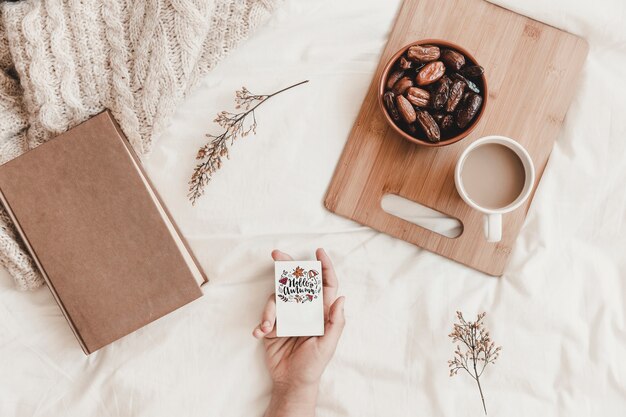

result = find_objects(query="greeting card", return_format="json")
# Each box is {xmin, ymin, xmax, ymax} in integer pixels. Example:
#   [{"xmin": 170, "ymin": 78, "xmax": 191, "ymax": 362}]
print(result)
[{"xmin": 274, "ymin": 260, "xmax": 324, "ymax": 337}]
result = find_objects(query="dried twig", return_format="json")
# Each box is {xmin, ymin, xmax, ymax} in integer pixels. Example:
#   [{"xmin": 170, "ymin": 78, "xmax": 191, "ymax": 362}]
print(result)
[
  {"xmin": 448, "ymin": 311, "xmax": 502, "ymax": 415},
  {"xmin": 188, "ymin": 80, "xmax": 310, "ymax": 204}
]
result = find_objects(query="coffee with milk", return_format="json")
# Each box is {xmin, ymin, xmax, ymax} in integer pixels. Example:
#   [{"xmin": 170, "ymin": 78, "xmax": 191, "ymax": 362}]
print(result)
[{"xmin": 460, "ymin": 143, "xmax": 526, "ymax": 210}]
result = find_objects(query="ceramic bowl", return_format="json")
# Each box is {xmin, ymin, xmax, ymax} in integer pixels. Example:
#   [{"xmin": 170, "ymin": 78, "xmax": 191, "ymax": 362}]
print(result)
[{"xmin": 378, "ymin": 39, "xmax": 488, "ymax": 147}]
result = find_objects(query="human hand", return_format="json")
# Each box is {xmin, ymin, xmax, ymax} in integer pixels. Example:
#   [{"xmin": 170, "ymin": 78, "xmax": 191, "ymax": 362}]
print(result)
[{"xmin": 253, "ymin": 248, "xmax": 346, "ymax": 417}]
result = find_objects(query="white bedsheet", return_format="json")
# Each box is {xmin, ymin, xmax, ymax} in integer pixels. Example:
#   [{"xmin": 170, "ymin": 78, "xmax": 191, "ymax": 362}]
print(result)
[{"xmin": 1, "ymin": 0, "xmax": 625, "ymax": 415}]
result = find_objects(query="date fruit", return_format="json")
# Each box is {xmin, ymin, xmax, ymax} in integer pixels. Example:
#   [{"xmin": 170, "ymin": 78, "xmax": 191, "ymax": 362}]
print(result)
[
  {"xmin": 440, "ymin": 114, "xmax": 454, "ymax": 132},
  {"xmin": 386, "ymin": 70, "xmax": 405, "ymax": 90},
  {"xmin": 416, "ymin": 61, "xmax": 445, "ymax": 86},
  {"xmin": 431, "ymin": 113, "xmax": 454, "ymax": 132},
  {"xmin": 460, "ymin": 65, "xmax": 484, "ymax": 79},
  {"xmin": 407, "ymin": 45, "xmax": 440, "ymax": 62},
  {"xmin": 440, "ymin": 49, "xmax": 465, "ymax": 71},
  {"xmin": 455, "ymin": 93, "xmax": 483, "ymax": 128},
  {"xmin": 432, "ymin": 76, "xmax": 452, "ymax": 109},
  {"xmin": 396, "ymin": 95, "xmax": 417, "ymax": 124},
  {"xmin": 406, "ymin": 87, "xmax": 430, "ymax": 107},
  {"xmin": 431, "ymin": 112, "xmax": 445, "ymax": 124},
  {"xmin": 416, "ymin": 110, "xmax": 441, "ymax": 143},
  {"xmin": 446, "ymin": 79, "xmax": 466, "ymax": 113},
  {"xmin": 392, "ymin": 76, "xmax": 414, "ymax": 95},
  {"xmin": 399, "ymin": 56, "xmax": 413, "ymax": 70},
  {"xmin": 452, "ymin": 73, "xmax": 480, "ymax": 94},
  {"xmin": 383, "ymin": 42, "xmax": 485, "ymax": 143},
  {"xmin": 384, "ymin": 91, "xmax": 400, "ymax": 122}
]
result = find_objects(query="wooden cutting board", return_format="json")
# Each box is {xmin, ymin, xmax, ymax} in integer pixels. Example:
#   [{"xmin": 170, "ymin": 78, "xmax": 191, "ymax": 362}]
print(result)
[{"xmin": 324, "ymin": 0, "xmax": 588, "ymax": 276}]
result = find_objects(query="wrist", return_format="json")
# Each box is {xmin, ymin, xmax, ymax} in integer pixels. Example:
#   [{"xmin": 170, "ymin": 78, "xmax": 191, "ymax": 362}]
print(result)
[
  {"xmin": 272, "ymin": 380, "xmax": 319, "ymax": 400},
  {"xmin": 265, "ymin": 381, "xmax": 319, "ymax": 417}
]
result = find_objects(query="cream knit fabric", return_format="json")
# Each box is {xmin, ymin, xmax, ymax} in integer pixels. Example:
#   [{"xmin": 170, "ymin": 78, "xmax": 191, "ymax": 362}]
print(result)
[{"xmin": 0, "ymin": 0, "xmax": 280, "ymax": 290}]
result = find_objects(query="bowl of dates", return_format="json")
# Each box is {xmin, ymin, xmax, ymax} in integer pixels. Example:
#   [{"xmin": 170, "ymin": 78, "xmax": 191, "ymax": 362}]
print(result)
[{"xmin": 379, "ymin": 39, "xmax": 487, "ymax": 147}]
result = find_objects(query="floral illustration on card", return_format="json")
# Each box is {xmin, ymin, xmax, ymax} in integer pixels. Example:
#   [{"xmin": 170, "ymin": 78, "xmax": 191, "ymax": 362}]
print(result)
[{"xmin": 277, "ymin": 266, "xmax": 321, "ymax": 303}]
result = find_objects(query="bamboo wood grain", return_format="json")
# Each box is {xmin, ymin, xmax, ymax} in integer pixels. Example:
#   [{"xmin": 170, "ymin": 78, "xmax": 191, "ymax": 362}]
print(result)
[{"xmin": 324, "ymin": 0, "xmax": 588, "ymax": 276}]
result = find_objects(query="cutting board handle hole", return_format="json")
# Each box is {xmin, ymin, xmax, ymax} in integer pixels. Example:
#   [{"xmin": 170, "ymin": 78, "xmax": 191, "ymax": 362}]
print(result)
[{"xmin": 381, "ymin": 194, "xmax": 463, "ymax": 238}]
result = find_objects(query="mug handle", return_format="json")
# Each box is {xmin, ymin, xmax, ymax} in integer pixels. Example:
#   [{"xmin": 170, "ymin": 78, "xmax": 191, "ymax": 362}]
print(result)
[{"xmin": 484, "ymin": 213, "xmax": 502, "ymax": 243}]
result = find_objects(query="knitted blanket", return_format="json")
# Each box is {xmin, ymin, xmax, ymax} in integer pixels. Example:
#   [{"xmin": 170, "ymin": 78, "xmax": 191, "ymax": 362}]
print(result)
[{"xmin": 0, "ymin": 0, "xmax": 280, "ymax": 290}]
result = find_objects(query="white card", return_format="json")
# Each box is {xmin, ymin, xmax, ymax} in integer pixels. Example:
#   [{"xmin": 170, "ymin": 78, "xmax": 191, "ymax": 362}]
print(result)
[{"xmin": 275, "ymin": 260, "xmax": 324, "ymax": 337}]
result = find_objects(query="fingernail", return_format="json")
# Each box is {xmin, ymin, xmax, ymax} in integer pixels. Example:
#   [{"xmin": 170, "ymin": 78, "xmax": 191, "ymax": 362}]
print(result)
[{"xmin": 262, "ymin": 320, "xmax": 271, "ymax": 330}]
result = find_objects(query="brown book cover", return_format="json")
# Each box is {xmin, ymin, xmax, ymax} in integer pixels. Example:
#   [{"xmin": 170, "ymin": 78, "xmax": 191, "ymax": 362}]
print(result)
[{"xmin": 0, "ymin": 111, "xmax": 207, "ymax": 354}]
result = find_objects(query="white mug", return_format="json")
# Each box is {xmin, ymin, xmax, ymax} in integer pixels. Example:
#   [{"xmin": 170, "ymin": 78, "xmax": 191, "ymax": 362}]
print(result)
[{"xmin": 454, "ymin": 136, "xmax": 535, "ymax": 243}]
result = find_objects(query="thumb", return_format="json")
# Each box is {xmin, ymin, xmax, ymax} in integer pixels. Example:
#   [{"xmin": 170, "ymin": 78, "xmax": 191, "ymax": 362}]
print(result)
[{"xmin": 319, "ymin": 296, "xmax": 346, "ymax": 356}]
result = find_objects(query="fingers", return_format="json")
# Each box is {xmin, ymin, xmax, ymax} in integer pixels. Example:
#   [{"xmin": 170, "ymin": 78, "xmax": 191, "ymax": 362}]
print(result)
[
  {"xmin": 272, "ymin": 250, "xmax": 293, "ymax": 262},
  {"xmin": 318, "ymin": 296, "xmax": 346, "ymax": 355},
  {"xmin": 260, "ymin": 249, "xmax": 341, "ymax": 342},
  {"xmin": 253, "ymin": 294, "xmax": 277, "ymax": 339},
  {"xmin": 316, "ymin": 248, "xmax": 338, "ymax": 315}
]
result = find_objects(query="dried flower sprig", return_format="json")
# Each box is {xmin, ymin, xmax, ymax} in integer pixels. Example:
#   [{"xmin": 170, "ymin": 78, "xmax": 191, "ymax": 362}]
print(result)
[
  {"xmin": 188, "ymin": 80, "xmax": 310, "ymax": 204},
  {"xmin": 448, "ymin": 311, "xmax": 502, "ymax": 415}
]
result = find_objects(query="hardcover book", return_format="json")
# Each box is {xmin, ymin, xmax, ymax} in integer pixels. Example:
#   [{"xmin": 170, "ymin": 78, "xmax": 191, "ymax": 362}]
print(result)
[{"xmin": 0, "ymin": 111, "xmax": 207, "ymax": 354}]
